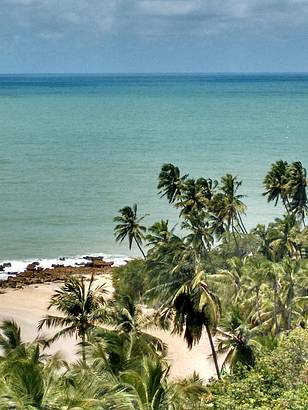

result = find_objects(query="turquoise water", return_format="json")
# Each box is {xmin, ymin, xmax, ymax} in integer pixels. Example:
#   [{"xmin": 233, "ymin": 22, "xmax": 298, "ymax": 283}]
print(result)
[{"xmin": 0, "ymin": 74, "xmax": 307, "ymax": 262}]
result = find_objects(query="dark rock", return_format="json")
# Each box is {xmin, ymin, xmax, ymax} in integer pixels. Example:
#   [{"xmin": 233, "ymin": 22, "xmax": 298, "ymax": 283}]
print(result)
[
  {"xmin": 26, "ymin": 262, "xmax": 40, "ymax": 271},
  {"xmin": 3, "ymin": 262, "xmax": 11, "ymax": 268},
  {"xmin": 90, "ymin": 257, "xmax": 113, "ymax": 268}
]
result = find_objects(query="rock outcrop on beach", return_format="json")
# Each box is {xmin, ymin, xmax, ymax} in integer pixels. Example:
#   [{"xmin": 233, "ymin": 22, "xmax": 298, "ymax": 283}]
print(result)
[{"xmin": 0, "ymin": 256, "xmax": 113, "ymax": 290}]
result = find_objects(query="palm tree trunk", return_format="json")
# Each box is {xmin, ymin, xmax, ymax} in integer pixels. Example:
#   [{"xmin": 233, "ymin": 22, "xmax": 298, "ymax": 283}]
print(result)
[
  {"xmin": 273, "ymin": 283, "xmax": 279, "ymax": 335},
  {"xmin": 205, "ymin": 324, "xmax": 221, "ymax": 380},
  {"xmin": 81, "ymin": 334, "xmax": 86, "ymax": 365},
  {"xmin": 135, "ymin": 239, "xmax": 146, "ymax": 259},
  {"xmin": 237, "ymin": 213, "xmax": 247, "ymax": 234},
  {"xmin": 256, "ymin": 288, "xmax": 262, "ymax": 324}
]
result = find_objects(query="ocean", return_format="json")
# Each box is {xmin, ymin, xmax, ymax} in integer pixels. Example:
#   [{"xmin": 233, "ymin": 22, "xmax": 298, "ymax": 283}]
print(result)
[{"xmin": 0, "ymin": 74, "xmax": 307, "ymax": 273}]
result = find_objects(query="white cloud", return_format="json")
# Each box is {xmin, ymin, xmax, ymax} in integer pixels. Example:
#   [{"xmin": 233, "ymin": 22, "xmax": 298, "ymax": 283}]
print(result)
[{"xmin": 1, "ymin": 0, "xmax": 308, "ymax": 44}]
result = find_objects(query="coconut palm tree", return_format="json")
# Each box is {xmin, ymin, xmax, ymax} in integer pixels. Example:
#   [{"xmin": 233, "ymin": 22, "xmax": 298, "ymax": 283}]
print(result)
[
  {"xmin": 114, "ymin": 204, "xmax": 147, "ymax": 258},
  {"xmin": 217, "ymin": 306, "xmax": 255, "ymax": 372},
  {"xmin": 287, "ymin": 161, "xmax": 308, "ymax": 224},
  {"xmin": 241, "ymin": 258, "xmax": 268, "ymax": 326},
  {"xmin": 109, "ymin": 294, "xmax": 166, "ymax": 361},
  {"xmin": 170, "ymin": 266, "xmax": 221, "ymax": 379},
  {"xmin": 268, "ymin": 214, "xmax": 301, "ymax": 261},
  {"xmin": 176, "ymin": 178, "xmax": 217, "ymax": 216},
  {"xmin": 146, "ymin": 220, "xmax": 174, "ymax": 249},
  {"xmin": 211, "ymin": 175, "xmax": 247, "ymax": 240},
  {"xmin": 263, "ymin": 160, "xmax": 290, "ymax": 212},
  {"xmin": 120, "ymin": 356, "xmax": 171, "ymax": 410},
  {"xmin": 182, "ymin": 211, "xmax": 214, "ymax": 258},
  {"xmin": 252, "ymin": 224, "xmax": 273, "ymax": 260},
  {"xmin": 212, "ymin": 256, "xmax": 246, "ymax": 301},
  {"xmin": 0, "ymin": 336, "xmax": 63, "ymax": 409},
  {"xmin": 0, "ymin": 320, "xmax": 24, "ymax": 359},
  {"xmin": 157, "ymin": 163, "xmax": 187, "ymax": 204},
  {"xmin": 38, "ymin": 274, "xmax": 108, "ymax": 364}
]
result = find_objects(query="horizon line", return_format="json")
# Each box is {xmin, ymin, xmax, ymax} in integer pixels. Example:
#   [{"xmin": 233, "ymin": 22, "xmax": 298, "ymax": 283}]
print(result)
[{"xmin": 0, "ymin": 71, "xmax": 308, "ymax": 76}]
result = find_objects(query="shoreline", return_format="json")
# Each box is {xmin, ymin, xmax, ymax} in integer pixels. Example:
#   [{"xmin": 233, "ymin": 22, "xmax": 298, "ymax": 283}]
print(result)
[
  {"xmin": 0, "ymin": 259, "xmax": 221, "ymax": 380},
  {"xmin": 0, "ymin": 253, "xmax": 131, "ymax": 281},
  {"xmin": 0, "ymin": 256, "xmax": 116, "ymax": 289}
]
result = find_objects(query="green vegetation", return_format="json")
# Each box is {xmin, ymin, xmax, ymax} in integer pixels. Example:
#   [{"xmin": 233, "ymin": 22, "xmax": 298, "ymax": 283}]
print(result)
[{"xmin": 0, "ymin": 160, "xmax": 307, "ymax": 408}]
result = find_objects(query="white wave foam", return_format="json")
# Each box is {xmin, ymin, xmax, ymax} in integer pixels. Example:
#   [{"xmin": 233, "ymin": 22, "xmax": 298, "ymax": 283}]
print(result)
[{"xmin": 0, "ymin": 253, "xmax": 131, "ymax": 278}]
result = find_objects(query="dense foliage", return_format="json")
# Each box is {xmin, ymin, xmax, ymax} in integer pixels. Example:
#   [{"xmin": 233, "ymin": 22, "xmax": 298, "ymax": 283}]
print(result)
[{"xmin": 0, "ymin": 160, "xmax": 307, "ymax": 408}]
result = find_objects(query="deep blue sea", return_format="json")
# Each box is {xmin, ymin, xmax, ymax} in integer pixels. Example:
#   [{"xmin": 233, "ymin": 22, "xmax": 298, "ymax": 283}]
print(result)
[{"xmin": 0, "ymin": 74, "xmax": 307, "ymax": 270}]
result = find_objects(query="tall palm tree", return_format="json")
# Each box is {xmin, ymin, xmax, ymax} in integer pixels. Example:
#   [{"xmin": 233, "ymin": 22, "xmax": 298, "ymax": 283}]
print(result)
[
  {"xmin": 114, "ymin": 204, "xmax": 147, "ymax": 258},
  {"xmin": 252, "ymin": 224, "xmax": 273, "ymax": 260},
  {"xmin": 38, "ymin": 274, "xmax": 108, "ymax": 364},
  {"xmin": 176, "ymin": 178, "xmax": 217, "ymax": 216},
  {"xmin": 263, "ymin": 160, "xmax": 290, "ymax": 212},
  {"xmin": 182, "ymin": 211, "xmax": 214, "ymax": 258},
  {"xmin": 171, "ymin": 266, "xmax": 221, "ymax": 379},
  {"xmin": 211, "ymin": 174, "xmax": 247, "ymax": 243},
  {"xmin": 241, "ymin": 259, "xmax": 268, "ymax": 325},
  {"xmin": 157, "ymin": 163, "xmax": 187, "ymax": 204},
  {"xmin": 287, "ymin": 161, "xmax": 308, "ymax": 224}
]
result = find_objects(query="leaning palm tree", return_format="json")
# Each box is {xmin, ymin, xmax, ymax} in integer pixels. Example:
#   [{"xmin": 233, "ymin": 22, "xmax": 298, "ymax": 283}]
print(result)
[
  {"xmin": 38, "ymin": 274, "xmax": 108, "ymax": 364},
  {"xmin": 157, "ymin": 163, "xmax": 188, "ymax": 204},
  {"xmin": 114, "ymin": 204, "xmax": 147, "ymax": 258}
]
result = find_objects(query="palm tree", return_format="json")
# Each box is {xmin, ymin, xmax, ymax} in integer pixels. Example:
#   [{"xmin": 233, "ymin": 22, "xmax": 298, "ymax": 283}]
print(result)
[
  {"xmin": 252, "ymin": 224, "xmax": 273, "ymax": 260},
  {"xmin": 38, "ymin": 274, "xmax": 108, "ymax": 364},
  {"xmin": 120, "ymin": 357, "xmax": 171, "ymax": 410},
  {"xmin": 157, "ymin": 163, "xmax": 187, "ymax": 204},
  {"xmin": 0, "ymin": 329, "xmax": 63, "ymax": 409},
  {"xmin": 182, "ymin": 211, "xmax": 214, "ymax": 258},
  {"xmin": 263, "ymin": 160, "xmax": 290, "ymax": 212},
  {"xmin": 146, "ymin": 220, "xmax": 174, "ymax": 249},
  {"xmin": 171, "ymin": 266, "xmax": 221, "ymax": 379},
  {"xmin": 241, "ymin": 259, "xmax": 268, "ymax": 325},
  {"xmin": 109, "ymin": 294, "xmax": 166, "ymax": 361},
  {"xmin": 0, "ymin": 320, "xmax": 24, "ymax": 359},
  {"xmin": 114, "ymin": 204, "xmax": 147, "ymax": 258},
  {"xmin": 287, "ymin": 161, "xmax": 308, "ymax": 224},
  {"xmin": 268, "ymin": 214, "xmax": 300, "ymax": 261},
  {"xmin": 217, "ymin": 306, "xmax": 255, "ymax": 372},
  {"xmin": 210, "ymin": 174, "xmax": 247, "ymax": 245},
  {"xmin": 176, "ymin": 178, "xmax": 217, "ymax": 216}
]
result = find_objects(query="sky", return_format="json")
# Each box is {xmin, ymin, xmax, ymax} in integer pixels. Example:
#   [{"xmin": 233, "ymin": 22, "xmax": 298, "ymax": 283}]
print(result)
[{"xmin": 1, "ymin": 0, "xmax": 308, "ymax": 73}]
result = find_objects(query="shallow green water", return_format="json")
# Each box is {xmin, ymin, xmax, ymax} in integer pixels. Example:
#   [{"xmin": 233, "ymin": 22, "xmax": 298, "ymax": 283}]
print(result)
[{"xmin": 0, "ymin": 74, "xmax": 307, "ymax": 262}]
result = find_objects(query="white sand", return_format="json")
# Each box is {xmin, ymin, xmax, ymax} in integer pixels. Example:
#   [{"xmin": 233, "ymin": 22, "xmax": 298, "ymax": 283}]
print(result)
[{"xmin": 0, "ymin": 276, "xmax": 221, "ymax": 380}]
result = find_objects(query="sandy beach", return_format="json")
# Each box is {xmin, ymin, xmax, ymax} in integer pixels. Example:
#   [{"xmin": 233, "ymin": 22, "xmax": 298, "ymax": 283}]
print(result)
[{"xmin": 0, "ymin": 272, "xmax": 220, "ymax": 380}]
